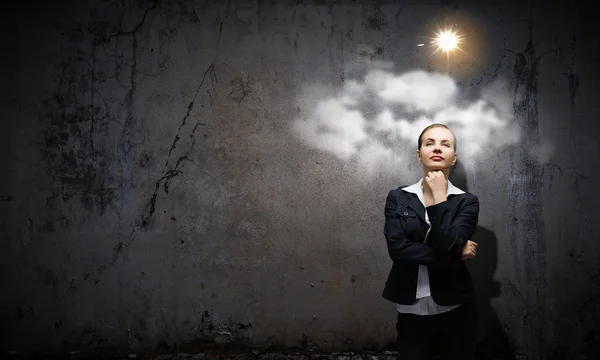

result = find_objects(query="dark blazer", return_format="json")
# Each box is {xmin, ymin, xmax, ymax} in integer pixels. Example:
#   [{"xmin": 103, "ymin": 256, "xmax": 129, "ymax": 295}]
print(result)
[{"xmin": 382, "ymin": 185, "xmax": 480, "ymax": 306}]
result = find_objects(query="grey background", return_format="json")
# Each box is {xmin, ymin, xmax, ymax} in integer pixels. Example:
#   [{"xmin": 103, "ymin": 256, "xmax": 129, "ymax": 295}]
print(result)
[{"xmin": 1, "ymin": 0, "xmax": 599, "ymax": 359}]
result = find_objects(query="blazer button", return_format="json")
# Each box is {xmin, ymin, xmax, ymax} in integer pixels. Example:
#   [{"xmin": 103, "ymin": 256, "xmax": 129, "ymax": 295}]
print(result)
[{"xmin": 403, "ymin": 211, "xmax": 408, "ymax": 216}]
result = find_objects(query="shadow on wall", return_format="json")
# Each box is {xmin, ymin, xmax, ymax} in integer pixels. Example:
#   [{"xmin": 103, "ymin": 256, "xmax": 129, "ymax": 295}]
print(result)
[{"xmin": 450, "ymin": 161, "xmax": 515, "ymax": 360}]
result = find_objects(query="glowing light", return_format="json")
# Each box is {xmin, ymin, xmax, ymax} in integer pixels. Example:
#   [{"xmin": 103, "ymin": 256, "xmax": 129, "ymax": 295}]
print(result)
[
  {"xmin": 429, "ymin": 25, "xmax": 466, "ymax": 58},
  {"xmin": 436, "ymin": 31, "xmax": 458, "ymax": 51}
]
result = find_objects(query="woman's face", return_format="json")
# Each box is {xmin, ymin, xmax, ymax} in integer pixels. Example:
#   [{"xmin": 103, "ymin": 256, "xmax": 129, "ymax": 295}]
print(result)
[{"xmin": 417, "ymin": 127, "xmax": 457, "ymax": 171}]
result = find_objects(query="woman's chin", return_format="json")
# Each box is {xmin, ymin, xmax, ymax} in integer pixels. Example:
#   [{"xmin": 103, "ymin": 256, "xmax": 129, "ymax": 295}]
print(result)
[{"xmin": 425, "ymin": 164, "xmax": 449, "ymax": 171}]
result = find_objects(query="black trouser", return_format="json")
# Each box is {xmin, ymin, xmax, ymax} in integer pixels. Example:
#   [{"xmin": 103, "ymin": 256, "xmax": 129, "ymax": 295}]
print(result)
[{"xmin": 396, "ymin": 302, "xmax": 478, "ymax": 360}]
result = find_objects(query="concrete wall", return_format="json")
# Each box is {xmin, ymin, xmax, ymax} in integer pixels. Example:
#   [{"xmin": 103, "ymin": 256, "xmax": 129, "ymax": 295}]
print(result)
[{"xmin": 1, "ymin": 0, "xmax": 599, "ymax": 358}]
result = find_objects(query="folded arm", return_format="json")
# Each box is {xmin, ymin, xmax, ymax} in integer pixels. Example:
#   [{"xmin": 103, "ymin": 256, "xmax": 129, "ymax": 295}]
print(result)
[
  {"xmin": 426, "ymin": 195, "xmax": 480, "ymax": 263},
  {"xmin": 384, "ymin": 191, "xmax": 454, "ymax": 268}
]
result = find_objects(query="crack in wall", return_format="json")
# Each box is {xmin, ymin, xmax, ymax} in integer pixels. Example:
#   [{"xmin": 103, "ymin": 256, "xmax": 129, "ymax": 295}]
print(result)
[
  {"xmin": 505, "ymin": 13, "xmax": 556, "ymax": 357},
  {"xmin": 564, "ymin": 35, "xmax": 579, "ymax": 110},
  {"xmin": 102, "ymin": 4, "xmax": 224, "ymax": 268},
  {"xmin": 105, "ymin": 63, "xmax": 218, "ymax": 267},
  {"xmin": 216, "ymin": 0, "xmax": 231, "ymax": 49}
]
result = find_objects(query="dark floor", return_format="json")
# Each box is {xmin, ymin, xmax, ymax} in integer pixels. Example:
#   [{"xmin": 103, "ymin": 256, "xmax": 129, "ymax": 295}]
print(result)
[{"xmin": 4, "ymin": 349, "xmax": 400, "ymax": 360}]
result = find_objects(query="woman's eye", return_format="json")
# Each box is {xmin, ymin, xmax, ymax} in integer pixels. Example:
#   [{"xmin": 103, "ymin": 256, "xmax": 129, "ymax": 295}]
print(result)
[{"xmin": 443, "ymin": 143, "xmax": 450, "ymax": 147}]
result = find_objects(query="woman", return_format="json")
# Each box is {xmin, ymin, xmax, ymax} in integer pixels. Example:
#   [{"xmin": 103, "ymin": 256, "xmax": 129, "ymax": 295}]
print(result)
[{"xmin": 382, "ymin": 123, "xmax": 480, "ymax": 360}]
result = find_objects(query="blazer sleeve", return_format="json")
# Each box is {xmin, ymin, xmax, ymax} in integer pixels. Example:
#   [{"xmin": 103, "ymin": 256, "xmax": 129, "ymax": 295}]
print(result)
[
  {"xmin": 426, "ymin": 194, "xmax": 480, "ymax": 263},
  {"xmin": 384, "ymin": 190, "xmax": 453, "ymax": 268}
]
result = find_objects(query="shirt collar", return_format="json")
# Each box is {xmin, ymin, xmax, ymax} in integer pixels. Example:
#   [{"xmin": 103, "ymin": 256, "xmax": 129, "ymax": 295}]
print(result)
[{"xmin": 402, "ymin": 177, "xmax": 465, "ymax": 197}]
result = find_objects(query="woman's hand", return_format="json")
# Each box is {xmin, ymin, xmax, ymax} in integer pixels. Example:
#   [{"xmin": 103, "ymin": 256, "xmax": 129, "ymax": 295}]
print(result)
[
  {"xmin": 424, "ymin": 171, "xmax": 448, "ymax": 204},
  {"xmin": 461, "ymin": 240, "xmax": 478, "ymax": 260}
]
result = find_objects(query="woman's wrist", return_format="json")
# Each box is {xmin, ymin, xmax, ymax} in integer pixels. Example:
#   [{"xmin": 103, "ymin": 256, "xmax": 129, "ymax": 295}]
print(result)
[{"xmin": 432, "ymin": 192, "xmax": 447, "ymax": 204}]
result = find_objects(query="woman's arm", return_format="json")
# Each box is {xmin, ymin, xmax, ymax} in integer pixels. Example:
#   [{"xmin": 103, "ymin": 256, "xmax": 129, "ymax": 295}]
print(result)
[
  {"xmin": 426, "ymin": 195, "xmax": 480, "ymax": 263},
  {"xmin": 384, "ymin": 190, "xmax": 455, "ymax": 268}
]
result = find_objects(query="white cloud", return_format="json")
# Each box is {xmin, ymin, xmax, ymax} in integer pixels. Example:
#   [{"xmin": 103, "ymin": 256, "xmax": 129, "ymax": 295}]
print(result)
[
  {"xmin": 339, "ymin": 79, "xmax": 365, "ymax": 107},
  {"xmin": 292, "ymin": 68, "xmax": 526, "ymax": 177},
  {"xmin": 375, "ymin": 70, "xmax": 458, "ymax": 112},
  {"xmin": 371, "ymin": 109, "xmax": 395, "ymax": 132},
  {"xmin": 293, "ymin": 97, "xmax": 367, "ymax": 160}
]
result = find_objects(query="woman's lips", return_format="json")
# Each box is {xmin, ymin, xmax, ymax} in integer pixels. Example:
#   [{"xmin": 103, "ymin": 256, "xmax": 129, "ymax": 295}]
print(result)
[{"xmin": 430, "ymin": 156, "xmax": 444, "ymax": 161}]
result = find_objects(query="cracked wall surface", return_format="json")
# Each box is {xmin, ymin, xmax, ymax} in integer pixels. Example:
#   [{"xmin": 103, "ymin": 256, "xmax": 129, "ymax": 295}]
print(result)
[{"xmin": 1, "ymin": 0, "xmax": 599, "ymax": 359}]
